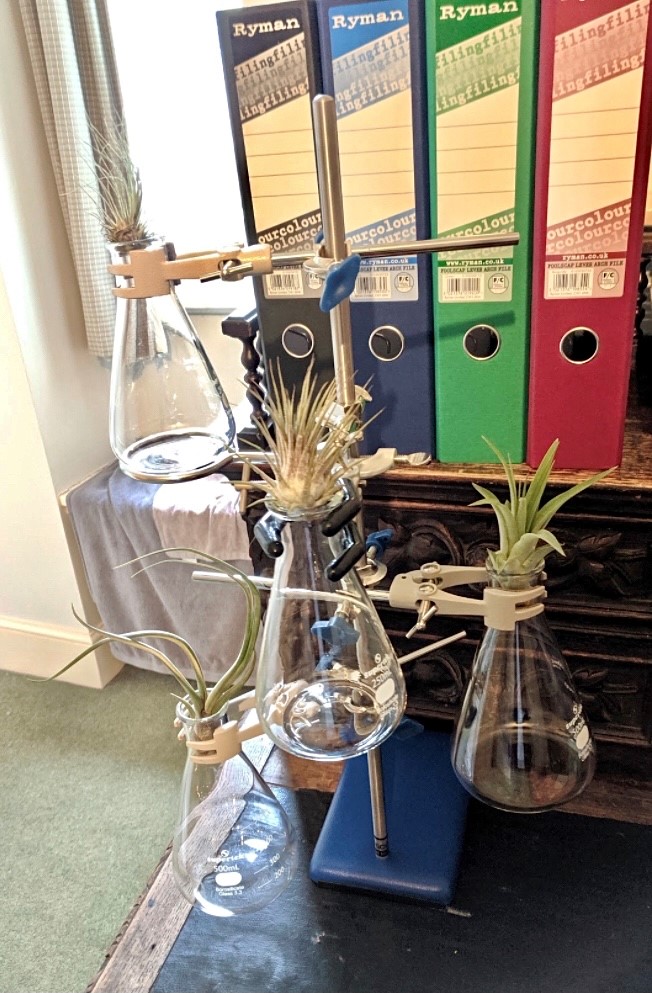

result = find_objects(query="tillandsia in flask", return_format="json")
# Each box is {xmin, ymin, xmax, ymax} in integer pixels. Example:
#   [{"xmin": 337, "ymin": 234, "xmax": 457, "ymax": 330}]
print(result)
[
  {"xmin": 451, "ymin": 438, "xmax": 614, "ymax": 813},
  {"xmin": 91, "ymin": 126, "xmax": 235, "ymax": 481},
  {"xmin": 43, "ymin": 549, "xmax": 296, "ymax": 916},
  {"xmin": 238, "ymin": 365, "xmax": 407, "ymax": 762}
]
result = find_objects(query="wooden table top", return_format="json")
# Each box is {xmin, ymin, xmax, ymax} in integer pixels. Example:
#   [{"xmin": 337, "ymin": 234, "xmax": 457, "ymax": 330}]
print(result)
[{"xmin": 86, "ymin": 740, "xmax": 651, "ymax": 993}]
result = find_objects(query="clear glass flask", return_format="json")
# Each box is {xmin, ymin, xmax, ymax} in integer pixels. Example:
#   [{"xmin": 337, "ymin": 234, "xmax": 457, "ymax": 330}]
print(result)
[
  {"xmin": 451, "ymin": 565, "xmax": 596, "ymax": 813},
  {"xmin": 256, "ymin": 503, "xmax": 407, "ymax": 761},
  {"xmin": 108, "ymin": 237, "xmax": 235, "ymax": 481},
  {"xmin": 172, "ymin": 704, "xmax": 297, "ymax": 917}
]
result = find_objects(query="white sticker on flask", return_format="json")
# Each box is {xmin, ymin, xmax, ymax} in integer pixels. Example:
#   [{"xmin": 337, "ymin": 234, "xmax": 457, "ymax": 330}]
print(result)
[
  {"xmin": 215, "ymin": 871, "xmax": 243, "ymax": 888},
  {"xmin": 566, "ymin": 704, "xmax": 593, "ymax": 762},
  {"xmin": 375, "ymin": 678, "xmax": 396, "ymax": 706}
]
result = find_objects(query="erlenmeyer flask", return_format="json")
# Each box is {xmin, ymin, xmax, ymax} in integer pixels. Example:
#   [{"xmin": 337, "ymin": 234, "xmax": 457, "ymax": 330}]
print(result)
[
  {"xmin": 255, "ymin": 502, "xmax": 407, "ymax": 761},
  {"xmin": 452, "ymin": 565, "xmax": 596, "ymax": 813},
  {"xmin": 172, "ymin": 703, "xmax": 297, "ymax": 917},
  {"xmin": 108, "ymin": 237, "xmax": 235, "ymax": 481}
]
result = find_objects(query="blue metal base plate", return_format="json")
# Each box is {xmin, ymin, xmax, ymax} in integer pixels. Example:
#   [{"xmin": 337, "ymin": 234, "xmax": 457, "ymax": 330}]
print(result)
[{"xmin": 309, "ymin": 730, "xmax": 469, "ymax": 905}]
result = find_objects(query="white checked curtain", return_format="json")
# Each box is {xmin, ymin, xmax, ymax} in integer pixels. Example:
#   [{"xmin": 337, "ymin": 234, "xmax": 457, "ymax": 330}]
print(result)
[{"xmin": 19, "ymin": 0, "xmax": 124, "ymax": 359}]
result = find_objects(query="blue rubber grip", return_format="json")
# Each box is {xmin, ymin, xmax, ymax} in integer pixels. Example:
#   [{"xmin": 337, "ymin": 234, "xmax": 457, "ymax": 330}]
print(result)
[
  {"xmin": 365, "ymin": 528, "xmax": 394, "ymax": 558},
  {"xmin": 319, "ymin": 255, "xmax": 361, "ymax": 313}
]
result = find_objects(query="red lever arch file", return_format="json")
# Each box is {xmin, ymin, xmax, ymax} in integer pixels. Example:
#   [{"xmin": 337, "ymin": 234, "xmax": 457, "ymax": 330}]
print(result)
[{"xmin": 527, "ymin": 0, "xmax": 652, "ymax": 470}]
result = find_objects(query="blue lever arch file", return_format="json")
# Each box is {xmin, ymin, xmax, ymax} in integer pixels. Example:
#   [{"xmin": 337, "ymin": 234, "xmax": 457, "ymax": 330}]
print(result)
[{"xmin": 316, "ymin": 0, "xmax": 435, "ymax": 456}]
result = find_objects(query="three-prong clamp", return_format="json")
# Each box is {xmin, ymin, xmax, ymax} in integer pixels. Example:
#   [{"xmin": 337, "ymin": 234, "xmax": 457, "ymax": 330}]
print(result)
[{"xmin": 388, "ymin": 562, "xmax": 546, "ymax": 633}]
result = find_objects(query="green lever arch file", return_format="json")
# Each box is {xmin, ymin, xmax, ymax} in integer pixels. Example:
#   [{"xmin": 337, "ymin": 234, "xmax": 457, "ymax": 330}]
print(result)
[{"xmin": 425, "ymin": 0, "xmax": 538, "ymax": 463}]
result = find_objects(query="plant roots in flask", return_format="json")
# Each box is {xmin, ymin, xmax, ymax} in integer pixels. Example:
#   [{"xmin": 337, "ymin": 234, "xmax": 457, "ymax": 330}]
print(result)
[
  {"xmin": 456, "ymin": 724, "xmax": 594, "ymax": 813},
  {"xmin": 452, "ymin": 565, "xmax": 596, "ymax": 813}
]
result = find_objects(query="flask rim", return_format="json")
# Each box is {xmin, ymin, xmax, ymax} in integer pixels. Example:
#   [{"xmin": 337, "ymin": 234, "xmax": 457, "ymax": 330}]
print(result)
[
  {"xmin": 175, "ymin": 697, "xmax": 229, "ymax": 734},
  {"xmin": 264, "ymin": 493, "xmax": 343, "ymax": 522},
  {"xmin": 485, "ymin": 558, "xmax": 546, "ymax": 591},
  {"xmin": 107, "ymin": 234, "xmax": 166, "ymax": 256}
]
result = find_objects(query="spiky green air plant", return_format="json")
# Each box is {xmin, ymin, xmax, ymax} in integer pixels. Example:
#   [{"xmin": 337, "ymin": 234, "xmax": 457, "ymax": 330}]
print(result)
[
  {"xmin": 471, "ymin": 438, "xmax": 614, "ymax": 576},
  {"xmin": 237, "ymin": 363, "xmax": 368, "ymax": 512},
  {"xmin": 88, "ymin": 122, "xmax": 150, "ymax": 243},
  {"xmin": 39, "ymin": 550, "xmax": 260, "ymax": 719}
]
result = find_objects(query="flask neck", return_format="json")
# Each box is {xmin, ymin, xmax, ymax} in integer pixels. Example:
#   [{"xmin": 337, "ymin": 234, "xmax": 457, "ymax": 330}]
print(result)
[
  {"xmin": 175, "ymin": 700, "xmax": 229, "ymax": 744},
  {"xmin": 108, "ymin": 236, "xmax": 175, "ymax": 299},
  {"xmin": 268, "ymin": 500, "xmax": 358, "ymax": 593},
  {"xmin": 108, "ymin": 235, "xmax": 165, "ymax": 259},
  {"xmin": 486, "ymin": 562, "xmax": 545, "ymax": 593}
]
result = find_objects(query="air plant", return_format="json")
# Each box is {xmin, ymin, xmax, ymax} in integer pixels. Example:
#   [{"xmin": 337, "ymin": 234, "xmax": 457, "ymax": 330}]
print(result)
[
  {"xmin": 88, "ymin": 121, "xmax": 150, "ymax": 244},
  {"xmin": 472, "ymin": 437, "xmax": 614, "ymax": 576},
  {"xmin": 41, "ymin": 549, "xmax": 260, "ymax": 719},
  {"xmin": 237, "ymin": 363, "xmax": 368, "ymax": 512}
]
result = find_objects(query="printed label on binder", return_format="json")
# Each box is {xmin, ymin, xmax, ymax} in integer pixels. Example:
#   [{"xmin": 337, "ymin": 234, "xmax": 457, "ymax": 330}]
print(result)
[
  {"xmin": 544, "ymin": 1, "xmax": 649, "ymax": 300},
  {"xmin": 434, "ymin": 13, "xmax": 522, "ymax": 302},
  {"xmin": 328, "ymin": 0, "xmax": 419, "ymax": 303},
  {"xmin": 353, "ymin": 256, "xmax": 419, "ymax": 301}
]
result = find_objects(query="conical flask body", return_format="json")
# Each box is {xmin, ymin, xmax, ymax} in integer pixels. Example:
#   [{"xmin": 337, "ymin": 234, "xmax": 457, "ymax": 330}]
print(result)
[
  {"xmin": 452, "ymin": 568, "xmax": 595, "ymax": 812},
  {"xmin": 256, "ymin": 506, "xmax": 406, "ymax": 761},
  {"xmin": 108, "ymin": 238, "xmax": 235, "ymax": 481},
  {"xmin": 172, "ymin": 705, "xmax": 297, "ymax": 917}
]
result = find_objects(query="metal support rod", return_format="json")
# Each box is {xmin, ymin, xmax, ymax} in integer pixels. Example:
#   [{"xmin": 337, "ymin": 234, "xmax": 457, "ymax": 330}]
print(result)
[
  {"xmin": 311, "ymin": 93, "xmax": 389, "ymax": 857},
  {"xmin": 312, "ymin": 94, "xmax": 357, "ymax": 410},
  {"xmin": 367, "ymin": 746, "xmax": 389, "ymax": 857},
  {"xmin": 270, "ymin": 230, "xmax": 520, "ymax": 269}
]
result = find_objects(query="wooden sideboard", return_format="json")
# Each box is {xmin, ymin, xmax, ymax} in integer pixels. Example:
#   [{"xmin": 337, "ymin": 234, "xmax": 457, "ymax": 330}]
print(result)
[
  {"xmin": 358, "ymin": 386, "xmax": 652, "ymax": 781},
  {"xmin": 226, "ymin": 242, "xmax": 652, "ymax": 782},
  {"xmin": 231, "ymin": 378, "xmax": 652, "ymax": 783}
]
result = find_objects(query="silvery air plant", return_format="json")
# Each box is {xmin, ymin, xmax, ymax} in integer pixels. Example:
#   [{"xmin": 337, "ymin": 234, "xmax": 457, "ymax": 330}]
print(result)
[
  {"xmin": 451, "ymin": 437, "xmax": 613, "ymax": 814},
  {"xmin": 236, "ymin": 365, "xmax": 407, "ymax": 763},
  {"xmin": 46, "ymin": 551, "xmax": 298, "ymax": 917}
]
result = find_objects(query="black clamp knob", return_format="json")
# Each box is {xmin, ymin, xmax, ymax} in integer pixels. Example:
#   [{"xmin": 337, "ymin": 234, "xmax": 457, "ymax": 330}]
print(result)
[
  {"xmin": 254, "ymin": 511, "xmax": 285, "ymax": 559},
  {"xmin": 326, "ymin": 522, "xmax": 366, "ymax": 582}
]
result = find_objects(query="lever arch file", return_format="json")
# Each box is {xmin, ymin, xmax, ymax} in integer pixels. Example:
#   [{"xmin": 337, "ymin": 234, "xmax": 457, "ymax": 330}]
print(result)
[
  {"xmin": 425, "ymin": 0, "xmax": 539, "ymax": 464},
  {"xmin": 527, "ymin": 0, "xmax": 652, "ymax": 470},
  {"xmin": 317, "ymin": 0, "xmax": 435, "ymax": 456},
  {"xmin": 217, "ymin": 1, "xmax": 336, "ymax": 397}
]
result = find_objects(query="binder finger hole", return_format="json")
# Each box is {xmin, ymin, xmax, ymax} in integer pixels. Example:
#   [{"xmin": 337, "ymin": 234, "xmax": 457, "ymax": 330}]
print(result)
[
  {"xmin": 369, "ymin": 326, "xmax": 405, "ymax": 362},
  {"xmin": 463, "ymin": 324, "xmax": 501, "ymax": 361},
  {"xmin": 560, "ymin": 327, "xmax": 599, "ymax": 364},
  {"xmin": 282, "ymin": 324, "xmax": 314, "ymax": 359}
]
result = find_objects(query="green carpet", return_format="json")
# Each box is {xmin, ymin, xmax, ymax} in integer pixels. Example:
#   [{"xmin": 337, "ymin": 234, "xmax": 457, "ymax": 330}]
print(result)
[{"xmin": 0, "ymin": 665, "xmax": 186, "ymax": 993}]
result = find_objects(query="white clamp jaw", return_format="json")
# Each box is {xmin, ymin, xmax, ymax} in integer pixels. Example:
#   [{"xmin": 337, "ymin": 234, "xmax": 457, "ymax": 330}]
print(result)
[
  {"xmin": 388, "ymin": 562, "xmax": 546, "ymax": 633},
  {"xmin": 176, "ymin": 690, "xmax": 263, "ymax": 765}
]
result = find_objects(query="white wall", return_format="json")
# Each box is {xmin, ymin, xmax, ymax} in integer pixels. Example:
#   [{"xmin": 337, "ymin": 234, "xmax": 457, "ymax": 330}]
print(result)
[
  {"xmin": 0, "ymin": 5, "xmax": 248, "ymax": 687},
  {"xmin": 0, "ymin": 3, "xmax": 120, "ymax": 686},
  {"xmin": 0, "ymin": 2, "xmax": 113, "ymax": 496}
]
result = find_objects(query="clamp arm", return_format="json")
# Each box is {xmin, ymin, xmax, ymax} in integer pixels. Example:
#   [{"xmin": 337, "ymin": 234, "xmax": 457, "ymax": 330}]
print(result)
[
  {"xmin": 108, "ymin": 242, "xmax": 274, "ymax": 298},
  {"xmin": 388, "ymin": 563, "xmax": 546, "ymax": 632}
]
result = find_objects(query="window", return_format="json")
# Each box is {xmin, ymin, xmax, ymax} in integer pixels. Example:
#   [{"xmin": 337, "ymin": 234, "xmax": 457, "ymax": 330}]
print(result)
[{"xmin": 107, "ymin": 0, "xmax": 254, "ymax": 314}]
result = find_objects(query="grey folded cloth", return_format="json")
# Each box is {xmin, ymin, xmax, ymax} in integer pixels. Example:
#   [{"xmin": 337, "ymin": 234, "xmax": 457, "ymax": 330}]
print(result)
[
  {"xmin": 66, "ymin": 463, "xmax": 254, "ymax": 681},
  {"xmin": 153, "ymin": 473, "xmax": 251, "ymax": 562}
]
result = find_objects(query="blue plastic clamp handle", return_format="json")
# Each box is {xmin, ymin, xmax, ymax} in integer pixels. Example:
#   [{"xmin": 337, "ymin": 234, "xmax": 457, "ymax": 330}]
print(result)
[
  {"xmin": 319, "ymin": 255, "xmax": 362, "ymax": 313},
  {"xmin": 365, "ymin": 528, "xmax": 394, "ymax": 559}
]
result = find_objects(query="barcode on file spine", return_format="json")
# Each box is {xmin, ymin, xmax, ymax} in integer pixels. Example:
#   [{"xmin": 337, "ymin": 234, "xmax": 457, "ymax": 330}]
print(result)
[
  {"xmin": 442, "ymin": 275, "xmax": 482, "ymax": 300},
  {"xmin": 353, "ymin": 273, "xmax": 391, "ymax": 299},
  {"xmin": 266, "ymin": 270, "xmax": 304, "ymax": 296},
  {"xmin": 548, "ymin": 269, "xmax": 593, "ymax": 297}
]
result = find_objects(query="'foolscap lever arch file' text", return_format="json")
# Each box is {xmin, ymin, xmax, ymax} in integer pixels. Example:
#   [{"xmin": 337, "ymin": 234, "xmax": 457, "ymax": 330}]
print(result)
[
  {"xmin": 217, "ymin": 1, "xmax": 336, "ymax": 397},
  {"xmin": 317, "ymin": 0, "xmax": 435, "ymax": 456},
  {"xmin": 527, "ymin": 0, "xmax": 652, "ymax": 470},
  {"xmin": 425, "ymin": 0, "xmax": 539, "ymax": 464}
]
